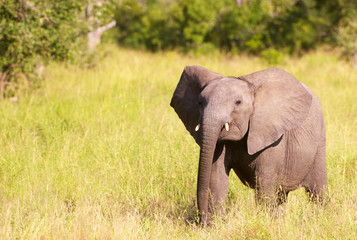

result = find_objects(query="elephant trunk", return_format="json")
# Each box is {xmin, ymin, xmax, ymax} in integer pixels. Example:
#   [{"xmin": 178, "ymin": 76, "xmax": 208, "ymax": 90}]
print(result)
[{"xmin": 197, "ymin": 116, "xmax": 222, "ymax": 225}]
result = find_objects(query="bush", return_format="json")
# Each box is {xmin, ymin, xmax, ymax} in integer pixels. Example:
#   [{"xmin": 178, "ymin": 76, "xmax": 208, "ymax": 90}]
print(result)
[
  {"xmin": 116, "ymin": 0, "xmax": 224, "ymax": 52},
  {"xmin": 115, "ymin": 0, "xmax": 356, "ymax": 57},
  {"xmin": 0, "ymin": 1, "xmax": 88, "ymax": 98},
  {"xmin": 335, "ymin": 2, "xmax": 357, "ymax": 66},
  {"xmin": 217, "ymin": 1, "xmax": 269, "ymax": 53},
  {"xmin": 263, "ymin": 0, "xmax": 341, "ymax": 54},
  {"xmin": 2, "ymin": 0, "xmax": 356, "ymax": 98},
  {"xmin": 261, "ymin": 48, "xmax": 285, "ymax": 65}
]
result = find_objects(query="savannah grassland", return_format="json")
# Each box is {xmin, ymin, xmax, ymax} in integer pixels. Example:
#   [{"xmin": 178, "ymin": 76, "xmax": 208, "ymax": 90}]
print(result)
[{"xmin": 0, "ymin": 45, "xmax": 356, "ymax": 239}]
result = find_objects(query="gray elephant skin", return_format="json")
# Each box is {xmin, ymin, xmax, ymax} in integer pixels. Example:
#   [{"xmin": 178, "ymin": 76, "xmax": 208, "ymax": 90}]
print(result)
[{"xmin": 170, "ymin": 66, "xmax": 328, "ymax": 224}]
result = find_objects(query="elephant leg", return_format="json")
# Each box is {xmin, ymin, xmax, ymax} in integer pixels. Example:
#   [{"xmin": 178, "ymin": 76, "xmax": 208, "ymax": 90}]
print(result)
[
  {"xmin": 277, "ymin": 189, "xmax": 289, "ymax": 205},
  {"xmin": 254, "ymin": 157, "xmax": 281, "ymax": 207},
  {"xmin": 304, "ymin": 144, "xmax": 329, "ymax": 204},
  {"xmin": 208, "ymin": 143, "xmax": 230, "ymax": 215},
  {"xmin": 255, "ymin": 176, "xmax": 278, "ymax": 208},
  {"xmin": 253, "ymin": 144, "xmax": 287, "ymax": 208}
]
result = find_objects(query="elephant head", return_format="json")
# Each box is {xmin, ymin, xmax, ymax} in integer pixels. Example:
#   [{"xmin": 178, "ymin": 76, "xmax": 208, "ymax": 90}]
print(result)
[{"xmin": 170, "ymin": 66, "xmax": 312, "ymax": 223}]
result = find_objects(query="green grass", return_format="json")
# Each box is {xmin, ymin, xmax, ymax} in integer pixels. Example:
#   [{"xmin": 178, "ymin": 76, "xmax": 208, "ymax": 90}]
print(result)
[{"xmin": 0, "ymin": 45, "xmax": 356, "ymax": 239}]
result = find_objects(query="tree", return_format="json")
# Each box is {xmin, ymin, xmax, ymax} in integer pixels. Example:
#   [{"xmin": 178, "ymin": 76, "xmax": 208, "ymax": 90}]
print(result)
[
  {"xmin": 86, "ymin": 0, "xmax": 117, "ymax": 51},
  {"xmin": 0, "ymin": 0, "xmax": 86, "ymax": 97},
  {"xmin": 335, "ymin": 0, "xmax": 357, "ymax": 67},
  {"xmin": 0, "ymin": 0, "xmax": 117, "ymax": 98}
]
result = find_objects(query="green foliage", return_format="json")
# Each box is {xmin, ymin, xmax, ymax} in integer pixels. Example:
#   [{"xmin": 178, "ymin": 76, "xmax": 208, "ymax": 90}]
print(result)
[
  {"xmin": 116, "ymin": 0, "xmax": 224, "ymax": 52},
  {"xmin": 89, "ymin": 0, "xmax": 117, "ymax": 29},
  {"xmin": 0, "ymin": 0, "xmax": 88, "ymax": 97},
  {"xmin": 115, "ymin": 0, "xmax": 357, "ymax": 58},
  {"xmin": 1, "ymin": 0, "xmax": 357, "ymax": 97},
  {"xmin": 218, "ymin": 1, "xmax": 269, "ymax": 53},
  {"xmin": 337, "ymin": 18, "xmax": 357, "ymax": 62},
  {"xmin": 116, "ymin": 0, "xmax": 170, "ymax": 50},
  {"xmin": 261, "ymin": 48, "xmax": 285, "ymax": 65},
  {"xmin": 264, "ymin": 0, "xmax": 343, "ymax": 53},
  {"xmin": 335, "ymin": 1, "xmax": 357, "ymax": 64},
  {"xmin": 174, "ymin": 0, "xmax": 221, "ymax": 49}
]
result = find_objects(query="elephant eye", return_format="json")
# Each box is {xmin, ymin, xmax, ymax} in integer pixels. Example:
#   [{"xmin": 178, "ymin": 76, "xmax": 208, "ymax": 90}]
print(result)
[{"xmin": 235, "ymin": 99, "xmax": 242, "ymax": 105}]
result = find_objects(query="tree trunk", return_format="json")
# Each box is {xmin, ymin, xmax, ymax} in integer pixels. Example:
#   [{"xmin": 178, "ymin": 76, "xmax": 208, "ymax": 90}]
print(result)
[
  {"xmin": 86, "ymin": 3, "xmax": 116, "ymax": 52},
  {"xmin": 87, "ymin": 20, "xmax": 116, "ymax": 51},
  {"xmin": 236, "ymin": 0, "xmax": 244, "ymax": 7}
]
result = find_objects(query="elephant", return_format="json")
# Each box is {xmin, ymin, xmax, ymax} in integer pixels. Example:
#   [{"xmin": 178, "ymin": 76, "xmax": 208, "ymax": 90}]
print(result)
[{"xmin": 170, "ymin": 66, "xmax": 328, "ymax": 225}]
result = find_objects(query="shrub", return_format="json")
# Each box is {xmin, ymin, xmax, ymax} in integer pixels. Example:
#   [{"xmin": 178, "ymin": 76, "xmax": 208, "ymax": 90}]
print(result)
[
  {"xmin": 116, "ymin": 0, "xmax": 223, "ymax": 52},
  {"xmin": 218, "ymin": 1, "xmax": 269, "ymax": 53},
  {"xmin": 115, "ymin": 0, "xmax": 357, "ymax": 57},
  {"xmin": 0, "ymin": 0, "xmax": 87, "ymax": 98},
  {"xmin": 261, "ymin": 48, "xmax": 285, "ymax": 65},
  {"xmin": 335, "ymin": 2, "xmax": 357, "ymax": 67}
]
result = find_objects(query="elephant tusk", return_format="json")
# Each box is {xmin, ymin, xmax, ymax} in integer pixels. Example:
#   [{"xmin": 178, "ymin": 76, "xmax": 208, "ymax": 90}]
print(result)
[
  {"xmin": 195, "ymin": 124, "xmax": 200, "ymax": 131},
  {"xmin": 225, "ymin": 122, "xmax": 229, "ymax": 131}
]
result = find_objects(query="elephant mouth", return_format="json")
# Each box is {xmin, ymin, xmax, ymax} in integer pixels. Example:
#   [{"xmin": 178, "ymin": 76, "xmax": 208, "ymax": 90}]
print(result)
[
  {"xmin": 218, "ymin": 121, "xmax": 242, "ymax": 141},
  {"xmin": 195, "ymin": 120, "xmax": 244, "ymax": 142}
]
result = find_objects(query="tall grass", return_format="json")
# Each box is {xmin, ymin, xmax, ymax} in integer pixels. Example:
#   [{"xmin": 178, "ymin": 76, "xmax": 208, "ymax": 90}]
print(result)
[{"xmin": 0, "ymin": 45, "xmax": 356, "ymax": 239}]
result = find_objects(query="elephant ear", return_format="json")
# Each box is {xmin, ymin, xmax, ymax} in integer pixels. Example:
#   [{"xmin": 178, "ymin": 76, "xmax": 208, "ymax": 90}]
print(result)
[
  {"xmin": 170, "ymin": 66, "xmax": 222, "ymax": 145},
  {"xmin": 239, "ymin": 68, "xmax": 313, "ymax": 155}
]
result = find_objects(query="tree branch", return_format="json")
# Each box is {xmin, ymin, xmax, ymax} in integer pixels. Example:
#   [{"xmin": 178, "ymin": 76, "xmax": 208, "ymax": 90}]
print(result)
[{"xmin": 87, "ymin": 20, "xmax": 116, "ymax": 51}]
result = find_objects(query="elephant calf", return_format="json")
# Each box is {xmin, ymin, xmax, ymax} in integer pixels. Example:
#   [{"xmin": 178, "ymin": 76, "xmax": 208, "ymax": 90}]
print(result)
[{"xmin": 170, "ymin": 66, "xmax": 328, "ymax": 224}]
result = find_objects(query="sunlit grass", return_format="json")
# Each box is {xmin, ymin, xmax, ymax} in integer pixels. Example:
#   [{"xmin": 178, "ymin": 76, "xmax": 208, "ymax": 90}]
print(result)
[{"xmin": 0, "ymin": 45, "xmax": 356, "ymax": 239}]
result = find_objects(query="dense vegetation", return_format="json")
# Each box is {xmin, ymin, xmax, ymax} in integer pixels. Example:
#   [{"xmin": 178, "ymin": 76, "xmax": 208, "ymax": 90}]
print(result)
[
  {"xmin": 1, "ymin": 0, "xmax": 357, "ymax": 97},
  {"xmin": 0, "ymin": 1, "xmax": 86, "ymax": 97},
  {"xmin": 0, "ymin": 45, "xmax": 356, "ymax": 239},
  {"xmin": 116, "ymin": 0, "xmax": 357, "ymax": 56},
  {"xmin": 0, "ymin": 0, "xmax": 114, "ymax": 97}
]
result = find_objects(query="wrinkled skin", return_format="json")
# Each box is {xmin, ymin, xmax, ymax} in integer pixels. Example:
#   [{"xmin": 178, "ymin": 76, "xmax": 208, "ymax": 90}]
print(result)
[{"xmin": 170, "ymin": 66, "xmax": 328, "ymax": 225}]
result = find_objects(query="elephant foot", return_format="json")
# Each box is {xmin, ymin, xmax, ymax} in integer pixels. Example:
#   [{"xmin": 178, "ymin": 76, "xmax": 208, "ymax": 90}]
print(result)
[
  {"xmin": 199, "ymin": 214, "xmax": 210, "ymax": 226},
  {"xmin": 305, "ymin": 186, "xmax": 330, "ymax": 205}
]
